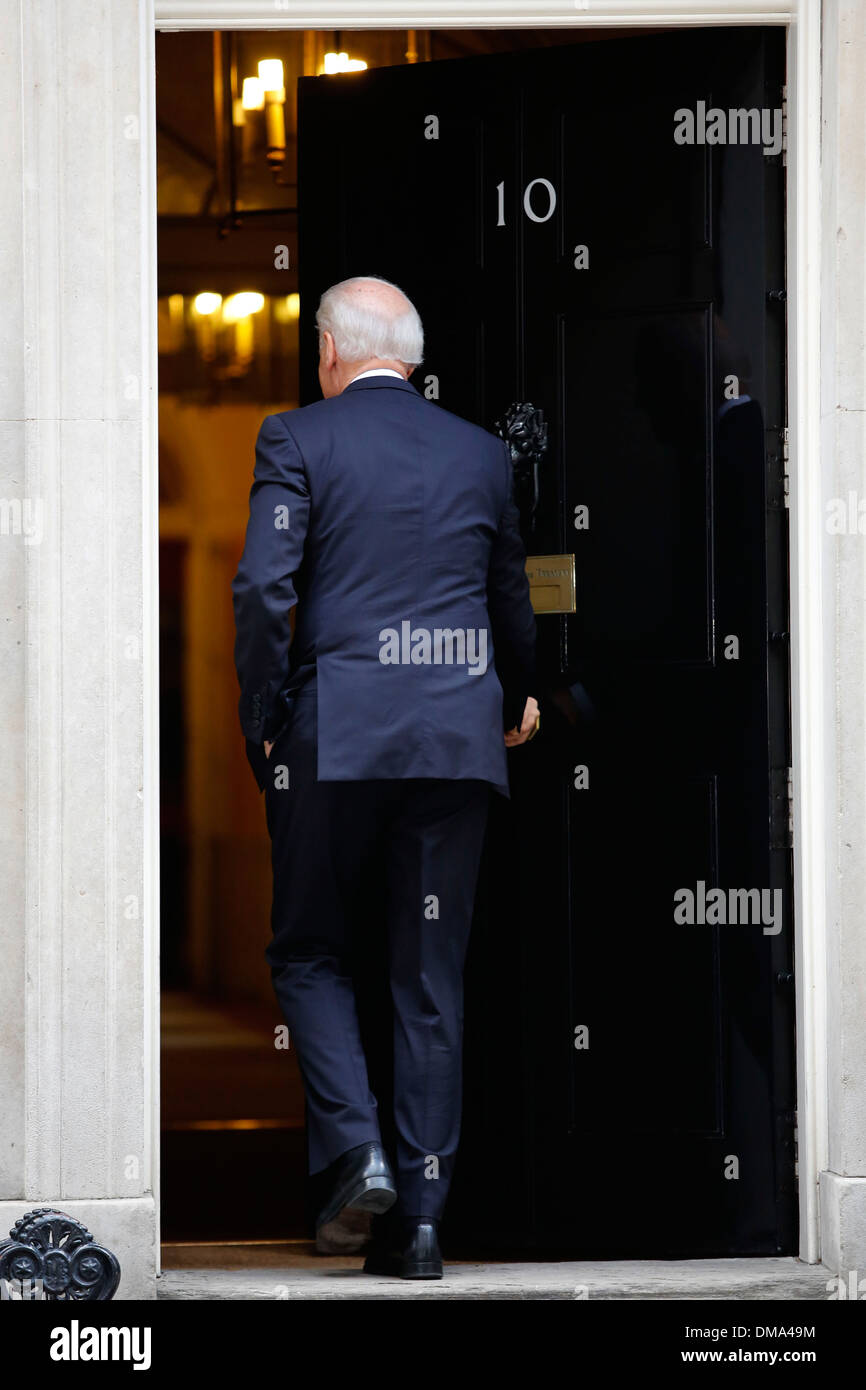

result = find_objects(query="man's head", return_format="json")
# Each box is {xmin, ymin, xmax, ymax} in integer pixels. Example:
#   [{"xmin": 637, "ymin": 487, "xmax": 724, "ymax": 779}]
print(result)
[{"xmin": 315, "ymin": 275, "xmax": 424, "ymax": 398}]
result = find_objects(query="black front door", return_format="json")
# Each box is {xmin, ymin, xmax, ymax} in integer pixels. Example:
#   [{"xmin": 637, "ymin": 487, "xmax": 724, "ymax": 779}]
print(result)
[{"xmin": 298, "ymin": 26, "xmax": 795, "ymax": 1256}]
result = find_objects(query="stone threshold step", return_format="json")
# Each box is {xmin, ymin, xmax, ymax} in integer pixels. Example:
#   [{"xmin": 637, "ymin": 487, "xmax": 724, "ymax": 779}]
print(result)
[{"xmin": 158, "ymin": 1256, "xmax": 833, "ymax": 1301}]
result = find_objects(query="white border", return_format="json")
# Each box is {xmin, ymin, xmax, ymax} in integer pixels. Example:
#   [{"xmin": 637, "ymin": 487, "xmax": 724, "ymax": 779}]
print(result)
[{"xmin": 149, "ymin": 0, "xmax": 824, "ymax": 1264}]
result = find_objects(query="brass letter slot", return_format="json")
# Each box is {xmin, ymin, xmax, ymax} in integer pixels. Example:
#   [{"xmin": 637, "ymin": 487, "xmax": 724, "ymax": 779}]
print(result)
[{"xmin": 525, "ymin": 553, "xmax": 576, "ymax": 614}]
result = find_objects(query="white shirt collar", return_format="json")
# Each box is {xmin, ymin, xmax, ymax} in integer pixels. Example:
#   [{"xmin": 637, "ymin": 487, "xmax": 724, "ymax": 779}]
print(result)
[{"xmin": 349, "ymin": 368, "xmax": 406, "ymax": 383}]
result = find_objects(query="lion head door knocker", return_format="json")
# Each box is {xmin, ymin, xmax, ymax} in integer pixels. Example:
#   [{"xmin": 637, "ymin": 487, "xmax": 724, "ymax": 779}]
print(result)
[
  {"xmin": 494, "ymin": 402, "xmax": 549, "ymax": 538},
  {"xmin": 0, "ymin": 1208, "xmax": 120, "ymax": 1300}
]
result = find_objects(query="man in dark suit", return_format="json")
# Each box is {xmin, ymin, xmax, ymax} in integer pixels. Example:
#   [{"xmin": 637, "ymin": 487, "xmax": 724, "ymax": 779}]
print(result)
[{"xmin": 232, "ymin": 275, "xmax": 537, "ymax": 1278}]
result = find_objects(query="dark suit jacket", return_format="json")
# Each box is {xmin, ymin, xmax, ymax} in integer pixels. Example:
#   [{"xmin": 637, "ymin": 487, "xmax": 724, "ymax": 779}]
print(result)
[{"xmin": 232, "ymin": 374, "xmax": 537, "ymax": 797}]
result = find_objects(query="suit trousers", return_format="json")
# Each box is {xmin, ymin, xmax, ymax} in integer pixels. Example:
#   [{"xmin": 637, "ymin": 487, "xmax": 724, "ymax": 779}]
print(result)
[{"xmin": 263, "ymin": 687, "xmax": 490, "ymax": 1220}]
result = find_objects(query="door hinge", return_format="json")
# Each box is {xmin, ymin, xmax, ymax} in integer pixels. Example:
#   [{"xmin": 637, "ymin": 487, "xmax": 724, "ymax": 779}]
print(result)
[
  {"xmin": 768, "ymin": 427, "xmax": 789, "ymax": 508},
  {"xmin": 763, "ymin": 86, "xmax": 786, "ymax": 165},
  {"xmin": 770, "ymin": 766, "xmax": 794, "ymax": 850},
  {"xmin": 777, "ymin": 1108, "xmax": 798, "ymax": 1194}
]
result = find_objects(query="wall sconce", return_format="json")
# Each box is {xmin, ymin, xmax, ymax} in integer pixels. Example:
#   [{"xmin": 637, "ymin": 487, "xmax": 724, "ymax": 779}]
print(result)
[
  {"xmin": 216, "ymin": 35, "xmax": 377, "ymax": 232},
  {"xmin": 191, "ymin": 292, "xmax": 222, "ymax": 361},
  {"xmin": 234, "ymin": 78, "xmax": 264, "ymax": 166},
  {"xmin": 160, "ymin": 291, "xmax": 281, "ymax": 382},
  {"xmin": 193, "ymin": 293, "xmax": 223, "ymax": 315},
  {"xmin": 157, "ymin": 294, "xmax": 187, "ymax": 355},
  {"xmin": 274, "ymin": 293, "xmax": 300, "ymax": 324},
  {"xmin": 222, "ymin": 292, "xmax": 265, "ymax": 320},
  {"xmin": 322, "ymin": 52, "xmax": 368, "ymax": 75},
  {"xmin": 222, "ymin": 291, "xmax": 265, "ymax": 363},
  {"xmin": 241, "ymin": 77, "xmax": 264, "ymax": 111},
  {"xmin": 258, "ymin": 59, "xmax": 286, "ymax": 174}
]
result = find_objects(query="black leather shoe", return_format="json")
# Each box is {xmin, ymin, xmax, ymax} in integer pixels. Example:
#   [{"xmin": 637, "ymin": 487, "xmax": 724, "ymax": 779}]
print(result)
[
  {"xmin": 363, "ymin": 1217, "xmax": 443, "ymax": 1279},
  {"xmin": 315, "ymin": 1142, "xmax": 397, "ymax": 1234}
]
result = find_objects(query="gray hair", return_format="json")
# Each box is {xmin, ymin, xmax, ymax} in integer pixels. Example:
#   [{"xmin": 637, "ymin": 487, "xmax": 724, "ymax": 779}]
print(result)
[{"xmin": 315, "ymin": 275, "xmax": 424, "ymax": 367}]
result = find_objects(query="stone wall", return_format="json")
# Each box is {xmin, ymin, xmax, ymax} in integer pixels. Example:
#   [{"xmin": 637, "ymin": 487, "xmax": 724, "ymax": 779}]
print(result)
[{"xmin": 0, "ymin": 0, "xmax": 158, "ymax": 1299}]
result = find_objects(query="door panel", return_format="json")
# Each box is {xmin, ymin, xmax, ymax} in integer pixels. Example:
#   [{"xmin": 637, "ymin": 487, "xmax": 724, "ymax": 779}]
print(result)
[
  {"xmin": 562, "ymin": 307, "xmax": 714, "ymax": 656},
  {"xmin": 298, "ymin": 26, "xmax": 794, "ymax": 1255}
]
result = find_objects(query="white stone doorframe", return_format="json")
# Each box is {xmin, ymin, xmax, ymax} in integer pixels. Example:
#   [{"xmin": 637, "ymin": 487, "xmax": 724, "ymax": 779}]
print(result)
[
  {"xmin": 3, "ymin": 0, "xmax": 861, "ymax": 1299},
  {"xmin": 152, "ymin": 0, "xmax": 864, "ymax": 1277}
]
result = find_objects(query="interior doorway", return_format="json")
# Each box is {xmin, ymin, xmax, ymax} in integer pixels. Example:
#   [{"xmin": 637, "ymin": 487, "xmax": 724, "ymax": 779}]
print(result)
[
  {"xmin": 155, "ymin": 24, "xmax": 621, "ymax": 1249},
  {"xmin": 156, "ymin": 22, "xmax": 794, "ymax": 1258}
]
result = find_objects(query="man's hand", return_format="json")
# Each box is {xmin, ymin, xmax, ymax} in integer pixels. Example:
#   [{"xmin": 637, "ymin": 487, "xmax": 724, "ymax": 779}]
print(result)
[
  {"xmin": 264, "ymin": 739, "xmax": 274, "ymax": 759},
  {"xmin": 505, "ymin": 696, "xmax": 540, "ymax": 748}
]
